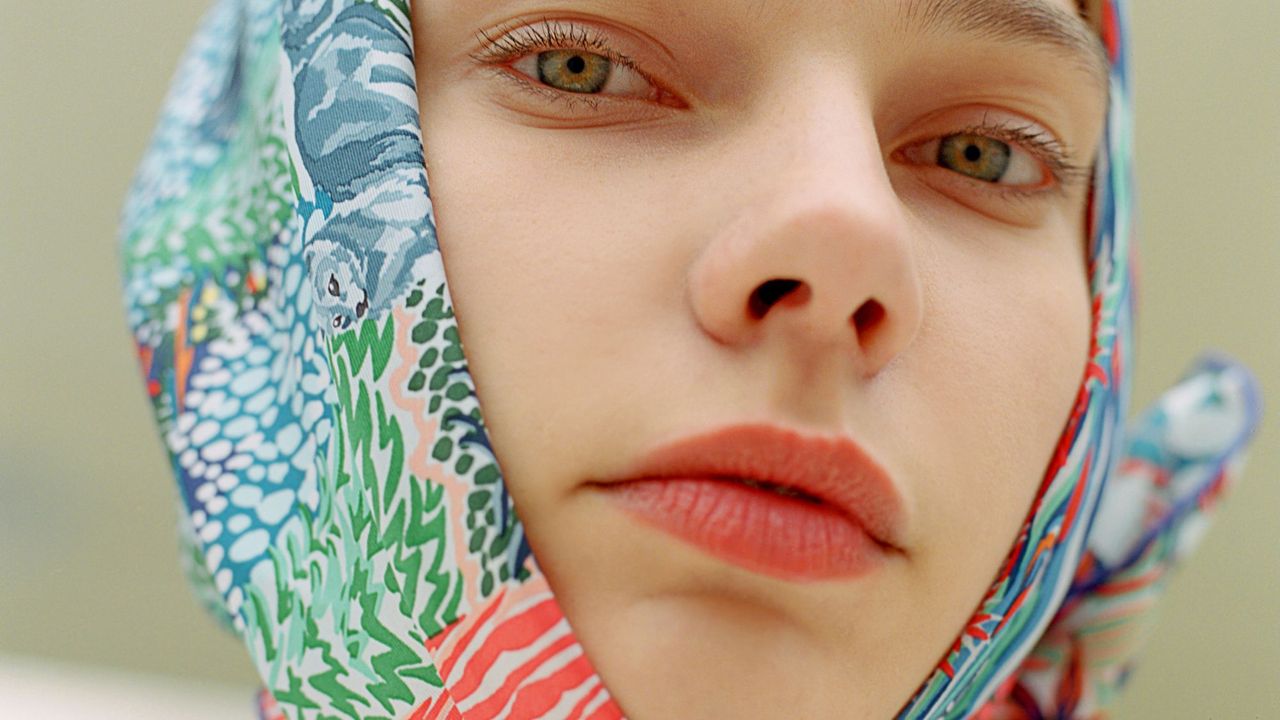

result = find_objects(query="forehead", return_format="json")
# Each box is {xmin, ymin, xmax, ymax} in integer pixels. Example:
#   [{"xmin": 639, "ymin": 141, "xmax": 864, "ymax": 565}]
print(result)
[{"xmin": 899, "ymin": 0, "xmax": 1109, "ymax": 89}]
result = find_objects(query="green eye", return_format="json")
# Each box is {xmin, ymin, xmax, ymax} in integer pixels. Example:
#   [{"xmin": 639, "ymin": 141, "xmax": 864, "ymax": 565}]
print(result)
[
  {"xmin": 938, "ymin": 135, "xmax": 1012, "ymax": 183},
  {"xmin": 536, "ymin": 50, "xmax": 612, "ymax": 94}
]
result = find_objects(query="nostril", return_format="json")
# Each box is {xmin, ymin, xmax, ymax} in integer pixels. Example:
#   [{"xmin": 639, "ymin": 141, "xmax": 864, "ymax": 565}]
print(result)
[
  {"xmin": 748, "ymin": 278, "xmax": 808, "ymax": 320},
  {"xmin": 851, "ymin": 299, "xmax": 886, "ymax": 345}
]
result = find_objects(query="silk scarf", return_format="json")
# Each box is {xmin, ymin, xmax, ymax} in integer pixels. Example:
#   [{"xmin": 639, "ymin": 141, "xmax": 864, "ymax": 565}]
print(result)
[{"xmin": 120, "ymin": 0, "xmax": 1261, "ymax": 717}]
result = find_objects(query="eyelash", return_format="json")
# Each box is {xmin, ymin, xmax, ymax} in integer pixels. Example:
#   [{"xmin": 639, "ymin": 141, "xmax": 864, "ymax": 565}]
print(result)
[
  {"xmin": 472, "ymin": 19, "xmax": 654, "ymax": 111},
  {"xmin": 943, "ymin": 118, "xmax": 1091, "ymax": 196},
  {"xmin": 472, "ymin": 21, "xmax": 1090, "ymax": 194}
]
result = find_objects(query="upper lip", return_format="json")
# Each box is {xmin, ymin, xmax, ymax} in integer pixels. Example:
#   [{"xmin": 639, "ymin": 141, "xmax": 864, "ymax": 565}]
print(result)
[{"xmin": 604, "ymin": 423, "xmax": 908, "ymax": 550}]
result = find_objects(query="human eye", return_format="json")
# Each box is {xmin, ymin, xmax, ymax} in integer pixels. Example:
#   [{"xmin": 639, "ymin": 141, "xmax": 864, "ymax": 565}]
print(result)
[
  {"xmin": 897, "ymin": 115, "xmax": 1089, "ymax": 195},
  {"xmin": 471, "ymin": 19, "xmax": 682, "ymax": 110}
]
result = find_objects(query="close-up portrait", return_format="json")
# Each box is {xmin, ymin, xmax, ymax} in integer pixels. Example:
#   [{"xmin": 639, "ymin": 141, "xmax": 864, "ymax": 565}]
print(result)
[{"xmin": 1, "ymin": 1, "xmax": 1275, "ymax": 718}]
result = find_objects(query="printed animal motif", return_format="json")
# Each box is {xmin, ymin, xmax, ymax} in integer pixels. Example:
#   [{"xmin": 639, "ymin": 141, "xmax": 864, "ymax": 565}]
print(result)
[
  {"xmin": 307, "ymin": 237, "xmax": 366, "ymax": 330},
  {"xmin": 305, "ymin": 169, "xmax": 435, "ymax": 330},
  {"xmin": 283, "ymin": 0, "xmax": 437, "ymax": 332}
]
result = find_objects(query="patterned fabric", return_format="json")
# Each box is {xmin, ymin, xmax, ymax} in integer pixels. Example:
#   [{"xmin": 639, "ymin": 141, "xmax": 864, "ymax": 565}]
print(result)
[
  {"xmin": 978, "ymin": 356, "xmax": 1261, "ymax": 718},
  {"xmin": 118, "ymin": 0, "xmax": 1261, "ymax": 718}
]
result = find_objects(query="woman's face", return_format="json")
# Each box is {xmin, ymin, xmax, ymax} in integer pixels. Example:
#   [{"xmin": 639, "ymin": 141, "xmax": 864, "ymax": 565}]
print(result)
[{"xmin": 412, "ymin": 1, "xmax": 1107, "ymax": 717}]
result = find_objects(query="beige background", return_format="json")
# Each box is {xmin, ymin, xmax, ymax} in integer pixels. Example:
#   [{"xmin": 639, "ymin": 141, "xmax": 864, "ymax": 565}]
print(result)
[{"xmin": 1, "ymin": 1, "xmax": 1275, "ymax": 717}]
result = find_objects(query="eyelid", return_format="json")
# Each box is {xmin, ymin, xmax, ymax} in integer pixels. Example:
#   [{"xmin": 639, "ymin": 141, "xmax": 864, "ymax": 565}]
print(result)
[
  {"xmin": 470, "ymin": 19, "xmax": 685, "ymax": 109},
  {"xmin": 472, "ymin": 19, "xmax": 639, "ymax": 70},
  {"xmin": 895, "ymin": 114, "xmax": 1089, "ymax": 195}
]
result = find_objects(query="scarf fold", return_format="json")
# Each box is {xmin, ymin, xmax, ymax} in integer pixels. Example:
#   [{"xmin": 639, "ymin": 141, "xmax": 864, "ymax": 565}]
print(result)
[{"xmin": 119, "ymin": 0, "xmax": 1262, "ymax": 717}]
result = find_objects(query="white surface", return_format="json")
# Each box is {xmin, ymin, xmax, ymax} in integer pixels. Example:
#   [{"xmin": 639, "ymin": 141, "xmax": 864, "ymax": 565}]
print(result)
[{"xmin": 0, "ymin": 654, "xmax": 255, "ymax": 719}]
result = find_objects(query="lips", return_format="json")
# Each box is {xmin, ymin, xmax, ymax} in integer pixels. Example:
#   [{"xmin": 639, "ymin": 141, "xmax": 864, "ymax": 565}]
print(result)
[{"xmin": 594, "ymin": 424, "xmax": 907, "ymax": 581}]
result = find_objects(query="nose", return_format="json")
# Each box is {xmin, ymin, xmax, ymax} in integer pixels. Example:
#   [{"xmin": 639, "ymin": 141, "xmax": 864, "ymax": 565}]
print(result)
[{"xmin": 687, "ymin": 84, "xmax": 924, "ymax": 378}]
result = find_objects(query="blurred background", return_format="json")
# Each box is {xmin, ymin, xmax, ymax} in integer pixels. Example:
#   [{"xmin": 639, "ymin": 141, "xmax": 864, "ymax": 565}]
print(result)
[{"xmin": 1, "ymin": 0, "xmax": 1275, "ymax": 717}]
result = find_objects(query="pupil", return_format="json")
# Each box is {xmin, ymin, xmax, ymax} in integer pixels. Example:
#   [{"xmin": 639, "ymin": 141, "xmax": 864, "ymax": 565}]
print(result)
[
  {"xmin": 964, "ymin": 144, "xmax": 982, "ymax": 163},
  {"xmin": 566, "ymin": 55, "xmax": 586, "ymax": 74}
]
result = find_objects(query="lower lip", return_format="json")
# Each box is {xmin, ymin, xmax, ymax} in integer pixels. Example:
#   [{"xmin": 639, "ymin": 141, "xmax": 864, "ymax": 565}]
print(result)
[{"xmin": 602, "ymin": 477, "xmax": 888, "ymax": 581}]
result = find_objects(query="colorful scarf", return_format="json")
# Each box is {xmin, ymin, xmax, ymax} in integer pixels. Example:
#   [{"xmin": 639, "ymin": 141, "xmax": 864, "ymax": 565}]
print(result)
[{"xmin": 119, "ymin": 0, "xmax": 1261, "ymax": 717}]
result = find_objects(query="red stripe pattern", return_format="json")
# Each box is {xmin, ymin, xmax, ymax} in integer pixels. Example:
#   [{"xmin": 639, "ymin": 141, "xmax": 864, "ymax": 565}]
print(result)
[{"xmin": 421, "ymin": 581, "xmax": 625, "ymax": 720}]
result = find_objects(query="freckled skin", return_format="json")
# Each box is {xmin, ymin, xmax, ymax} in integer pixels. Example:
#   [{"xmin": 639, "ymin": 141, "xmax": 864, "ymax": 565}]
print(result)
[{"xmin": 412, "ymin": 0, "xmax": 1103, "ymax": 717}]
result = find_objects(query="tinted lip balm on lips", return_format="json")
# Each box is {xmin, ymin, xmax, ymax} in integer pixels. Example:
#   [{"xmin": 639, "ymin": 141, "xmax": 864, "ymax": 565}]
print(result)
[{"xmin": 599, "ymin": 424, "xmax": 906, "ymax": 581}]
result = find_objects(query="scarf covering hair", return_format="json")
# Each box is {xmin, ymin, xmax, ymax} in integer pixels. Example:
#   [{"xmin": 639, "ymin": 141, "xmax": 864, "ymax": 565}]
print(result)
[{"xmin": 120, "ymin": 0, "xmax": 1261, "ymax": 717}]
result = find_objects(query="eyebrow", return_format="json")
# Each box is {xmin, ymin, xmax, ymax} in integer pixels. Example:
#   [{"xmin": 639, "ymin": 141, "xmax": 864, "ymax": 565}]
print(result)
[{"xmin": 901, "ymin": 0, "xmax": 1110, "ymax": 88}]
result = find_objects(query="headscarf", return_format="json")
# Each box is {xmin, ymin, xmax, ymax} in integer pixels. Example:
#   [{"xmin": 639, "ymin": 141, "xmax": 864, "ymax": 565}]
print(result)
[{"xmin": 119, "ymin": 0, "xmax": 1261, "ymax": 717}]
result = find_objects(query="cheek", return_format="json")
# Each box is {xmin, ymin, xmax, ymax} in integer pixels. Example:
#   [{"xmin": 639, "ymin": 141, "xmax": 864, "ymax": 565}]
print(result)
[
  {"xmin": 424, "ymin": 111, "xmax": 668, "ymax": 317},
  {"xmin": 420, "ymin": 120, "xmax": 563, "ymax": 454},
  {"xmin": 902, "ymin": 219, "xmax": 1091, "ymax": 592},
  {"xmin": 418, "ymin": 108, "xmax": 678, "ymax": 498}
]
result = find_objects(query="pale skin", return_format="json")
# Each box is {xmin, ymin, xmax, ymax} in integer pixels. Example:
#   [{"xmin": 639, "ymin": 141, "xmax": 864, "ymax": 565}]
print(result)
[{"xmin": 411, "ymin": 1, "xmax": 1107, "ymax": 717}]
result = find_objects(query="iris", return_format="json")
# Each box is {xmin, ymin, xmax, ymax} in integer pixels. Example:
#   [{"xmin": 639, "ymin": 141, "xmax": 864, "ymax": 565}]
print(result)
[
  {"xmin": 536, "ymin": 50, "xmax": 612, "ymax": 93},
  {"xmin": 938, "ymin": 134, "xmax": 1012, "ymax": 182}
]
